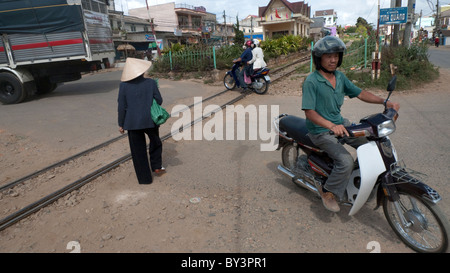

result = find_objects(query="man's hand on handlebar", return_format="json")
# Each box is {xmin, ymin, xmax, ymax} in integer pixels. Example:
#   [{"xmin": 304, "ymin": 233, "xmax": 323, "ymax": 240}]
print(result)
[
  {"xmin": 330, "ymin": 124, "xmax": 349, "ymax": 137},
  {"xmin": 386, "ymin": 100, "xmax": 400, "ymax": 112}
]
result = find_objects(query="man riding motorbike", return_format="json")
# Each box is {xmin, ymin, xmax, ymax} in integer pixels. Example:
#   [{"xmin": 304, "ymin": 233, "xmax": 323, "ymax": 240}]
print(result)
[
  {"xmin": 233, "ymin": 40, "xmax": 253, "ymax": 92},
  {"xmin": 301, "ymin": 36, "xmax": 400, "ymax": 212}
]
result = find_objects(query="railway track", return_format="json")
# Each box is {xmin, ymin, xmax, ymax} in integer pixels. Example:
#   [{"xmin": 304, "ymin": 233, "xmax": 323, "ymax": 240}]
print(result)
[{"xmin": 0, "ymin": 52, "xmax": 311, "ymax": 231}]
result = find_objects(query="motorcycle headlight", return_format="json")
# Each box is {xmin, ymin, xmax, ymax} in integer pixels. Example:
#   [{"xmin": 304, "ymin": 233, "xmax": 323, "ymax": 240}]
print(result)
[{"xmin": 377, "ymin": 120, "xmax": 396, "ymax": 137}]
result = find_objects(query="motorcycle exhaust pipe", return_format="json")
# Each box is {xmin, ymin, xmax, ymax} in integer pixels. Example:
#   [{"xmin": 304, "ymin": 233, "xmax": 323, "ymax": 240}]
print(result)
[{"xmin": 277, "ymin": 164, "xmax": 319, "ymax": 195}]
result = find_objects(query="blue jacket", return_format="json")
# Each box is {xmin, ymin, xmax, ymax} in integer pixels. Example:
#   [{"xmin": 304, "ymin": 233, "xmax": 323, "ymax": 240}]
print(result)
[
  {"xmin": 118, "ymin": 76, "xmax": 163, "ymax": 130},
  {"xmin": 240, "ymin": 47, "xmax": 253, "ymax": 64}
]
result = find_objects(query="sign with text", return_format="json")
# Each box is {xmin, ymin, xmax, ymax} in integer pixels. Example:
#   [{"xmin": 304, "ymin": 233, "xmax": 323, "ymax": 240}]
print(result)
[{"xmin": 379, "ymin": 7, "xmax": 408, "ymax": 25}]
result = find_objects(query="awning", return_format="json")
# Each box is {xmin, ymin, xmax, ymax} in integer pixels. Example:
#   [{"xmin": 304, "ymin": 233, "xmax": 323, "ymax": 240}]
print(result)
[{"xmin": 117, "ymin": 44, "xmax": 135, "ymax": 51}]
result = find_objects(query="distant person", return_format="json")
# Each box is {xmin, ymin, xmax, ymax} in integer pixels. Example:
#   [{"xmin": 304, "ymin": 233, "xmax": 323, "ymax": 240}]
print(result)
[
  {"xmin": 435, "ymin": 36, "xmax": 439, "ymax": 47},
  {"xmin": 117, "ymin": 58, "xmax": 166, "ymax": 184}
]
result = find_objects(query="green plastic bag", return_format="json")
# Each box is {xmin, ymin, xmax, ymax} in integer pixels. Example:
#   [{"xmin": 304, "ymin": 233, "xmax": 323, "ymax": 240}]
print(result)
[{"xmin": 151, "ymin": 99, "xmax": 170, "ymax": 125}]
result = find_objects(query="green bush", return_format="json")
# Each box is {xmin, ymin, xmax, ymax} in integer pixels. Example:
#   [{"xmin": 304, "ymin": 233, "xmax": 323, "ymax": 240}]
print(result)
[
  {"xmin": 215, "ymin": 44, "xmax": 244, "ymax": 70},
  {"xmin": 262, "ymin": 35, "xmax": 311, "ymax": 59},
  {"xmin": 346, "ymin": 42, "xmax": 438, "ymax": 90}
]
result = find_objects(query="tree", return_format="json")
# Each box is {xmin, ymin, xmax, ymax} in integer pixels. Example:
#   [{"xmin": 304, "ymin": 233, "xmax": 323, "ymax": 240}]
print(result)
[
  {"xmin": 356, "ymin": 25, "xmax": 368, "ymax": 38},
  {"xmin": 233, "ymin": 16, "xmax": 244, "ymax": 46},
  {"xmin": 356, "ymin": 17, "xmax": 373, "ymax": 32}
]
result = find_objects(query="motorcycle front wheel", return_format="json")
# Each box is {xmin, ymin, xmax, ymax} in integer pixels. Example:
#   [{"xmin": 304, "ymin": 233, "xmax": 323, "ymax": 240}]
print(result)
[
  {"xmin": 223, "ymin": 74, "xmax": 236, "ymax": 90},
  {"xmin": 383, "ymin": 193, "xmax": 450, "ymax": 253}
]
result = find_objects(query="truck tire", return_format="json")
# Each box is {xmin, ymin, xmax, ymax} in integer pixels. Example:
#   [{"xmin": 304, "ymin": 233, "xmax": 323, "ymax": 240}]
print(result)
[{"xmin": 0, "ymin": 73, "xmax": 26, "ymax": 104}]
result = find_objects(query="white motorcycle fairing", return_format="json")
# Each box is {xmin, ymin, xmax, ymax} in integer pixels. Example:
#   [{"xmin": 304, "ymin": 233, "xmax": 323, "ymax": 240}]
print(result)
[{"xmin": 348, "ymin": 141, "xmax": 386, "ymax": 216}]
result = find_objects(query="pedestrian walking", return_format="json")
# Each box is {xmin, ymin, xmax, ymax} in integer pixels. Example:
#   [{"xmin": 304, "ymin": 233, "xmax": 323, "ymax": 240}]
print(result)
[{"xmin": 117, "ymin": 58, "xmax": 166, "ymax": 184}]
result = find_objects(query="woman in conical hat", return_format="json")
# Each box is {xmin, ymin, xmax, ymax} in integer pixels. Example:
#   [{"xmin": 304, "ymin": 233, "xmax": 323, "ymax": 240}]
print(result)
[
  {"xmin": 120, "ymin": 57, "xmax": 152, "ymax": 82},
  {"xmin": 117, "ymin": 58, "xmax": 166, "ymax": 184}
]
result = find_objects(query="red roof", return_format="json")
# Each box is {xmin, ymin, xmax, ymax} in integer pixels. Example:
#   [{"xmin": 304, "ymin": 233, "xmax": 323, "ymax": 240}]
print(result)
[{"xmin": 258, "ymin": 0, "xmax": 310, "ymax": 17}]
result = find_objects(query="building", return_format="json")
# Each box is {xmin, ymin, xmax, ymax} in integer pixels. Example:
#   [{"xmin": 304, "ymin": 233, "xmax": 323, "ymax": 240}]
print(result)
[
  {"xmin": 128, "ymin": 3, "xmax": 234, "ymax": 48},
  {"xmin": 309, "ymin": 17, "xmax": 326, "ymax": 41},
  {"xmin": 314, "ymin": 9, "xmax": 337, "ymax": 28},
  {"xmin": 240, "ymin": 15, "xmax": 264, "ymax": 40},
  {"xmin": 437, "ymin": 9, "xmax": 450, "ymax": 45},
  {"xmin": 414, "ymin": 16, "xmax": 434, "ymax": 40},
  {"xmin": 258, "ymin": 0, "xmax": 312, "ymax": 40},
  {"xmin": 108, "ymin": 1, "xmax": 155, "ymax": 60}
]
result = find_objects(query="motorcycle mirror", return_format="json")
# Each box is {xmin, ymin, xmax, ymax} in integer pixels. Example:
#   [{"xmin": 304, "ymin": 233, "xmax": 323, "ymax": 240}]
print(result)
[{"xmin": 387, "ymin": 75, "xmax": 397, "ymax": 92}]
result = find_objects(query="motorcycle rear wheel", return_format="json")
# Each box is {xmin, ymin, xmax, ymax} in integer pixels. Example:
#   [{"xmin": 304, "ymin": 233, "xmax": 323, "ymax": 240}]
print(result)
[
  {"xmin": 253, "ymin": 77, "xmax": 269, "ymax": 95},
  {"xmin": 383, "ymin": 193, "xmax": 450, "ymax": 253},
  {"xmin": 223, "ymin": 74, "xmax": 236, "ymax": 90},
  {"xmin": 282, "ymin": 144, "xmax": 297, "ymax": 169},
  {"xmin": 281, "ymin": 144, "xmax": 309, "ymax": 185}
]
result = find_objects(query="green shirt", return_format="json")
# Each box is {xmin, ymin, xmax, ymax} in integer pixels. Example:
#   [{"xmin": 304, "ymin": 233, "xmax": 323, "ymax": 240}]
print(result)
[{"xmin": 302, "ymin": 70, "xmax": 362, "ymax": 134}]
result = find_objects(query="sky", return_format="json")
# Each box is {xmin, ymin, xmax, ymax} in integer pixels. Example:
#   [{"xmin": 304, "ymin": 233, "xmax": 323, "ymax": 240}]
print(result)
[{"xmin": 115, "ymin": 0, "xmax": 448, "ymax": 26}]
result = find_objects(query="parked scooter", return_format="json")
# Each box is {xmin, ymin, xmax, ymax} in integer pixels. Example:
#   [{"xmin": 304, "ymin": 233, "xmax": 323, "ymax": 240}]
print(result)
[
  {"xmin": 273, "ymin": 75, "xmax": 450, "ymax": 253},
  {"xmin": 223, "ymin": 62, "xmax": 271, "ymax": 94}
]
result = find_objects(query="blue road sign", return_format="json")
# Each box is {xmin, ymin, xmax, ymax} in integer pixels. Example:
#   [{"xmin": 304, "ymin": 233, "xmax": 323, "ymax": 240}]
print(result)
[{"xmin": 380, "ymin": 7, "xmax": 408, "ymax": 25}]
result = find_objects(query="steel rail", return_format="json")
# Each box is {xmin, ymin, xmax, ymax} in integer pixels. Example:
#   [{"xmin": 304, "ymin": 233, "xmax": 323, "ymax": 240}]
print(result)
[
  {"xmin": 0, "ymin": 55, "xmax": 308, "ymax": 192},
  {"xmin": 0, "ymin": 92, "xmax": 247, "ymax": 231},
  {"xmin": 0, "ymin": 56, "xmax": 309, "ymax": 231},
  {"xmin": 0, "ymin": 89, "xmax": 230, "ymax": 192}
]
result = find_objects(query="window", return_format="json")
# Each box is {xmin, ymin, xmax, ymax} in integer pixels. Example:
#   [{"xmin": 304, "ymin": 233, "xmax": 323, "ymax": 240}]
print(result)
[
  {"xmin": 81, "ymin": 0, "xmax": 107, "ymax": 14},
  {"xmin": 178, "ymin": 15, "xmax": 189, "ymax": 28},
  {"xmin": 192, "ymin": 16, "xmax": 202, "ymax": 29}
]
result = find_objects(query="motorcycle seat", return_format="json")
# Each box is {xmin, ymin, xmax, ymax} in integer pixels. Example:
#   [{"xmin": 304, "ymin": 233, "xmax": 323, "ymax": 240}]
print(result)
[
  {"xmin": 278, "ymin": 115, "xmax": 318, "ymax": 148},
  {"xmin": 251, "ymin": 67, "xmax": 269, "ymax": 77}
]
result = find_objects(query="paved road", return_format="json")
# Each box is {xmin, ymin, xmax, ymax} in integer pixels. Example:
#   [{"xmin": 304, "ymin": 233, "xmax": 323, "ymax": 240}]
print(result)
[
  {"xmin": 0, "ymin": 70, "xmax": 224, "ymax": 157},
  {"xmin": 428, "ymin": 46, "xmax": 450, "ymax": 69}
]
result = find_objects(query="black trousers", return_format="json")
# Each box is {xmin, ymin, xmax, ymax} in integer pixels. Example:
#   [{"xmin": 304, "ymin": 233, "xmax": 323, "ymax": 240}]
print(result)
[{"xmin": 127, "ymin": 127, "xmax": 163, "ymax": 184}]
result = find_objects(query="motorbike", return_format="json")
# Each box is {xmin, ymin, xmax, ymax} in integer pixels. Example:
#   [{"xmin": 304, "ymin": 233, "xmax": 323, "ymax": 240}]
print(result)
[
  {"xmin": 223, "ymin": 62, "xmax": 271, "ymax": 94},
  {"xmin": 273, "ymin": 75, "xmax": 450, "ymax": 253}
]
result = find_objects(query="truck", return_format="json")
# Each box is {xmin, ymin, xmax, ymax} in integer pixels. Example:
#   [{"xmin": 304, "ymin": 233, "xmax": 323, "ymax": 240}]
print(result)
[{"xmin": 0, "ymin": 0, "xmax": 115, "ymax": 104}]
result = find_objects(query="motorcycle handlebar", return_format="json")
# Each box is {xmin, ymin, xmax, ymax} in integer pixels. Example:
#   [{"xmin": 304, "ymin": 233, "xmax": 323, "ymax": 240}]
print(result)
[{"xmin": 383, "ymin": 107, "xmax": 399, "ymax": 121}]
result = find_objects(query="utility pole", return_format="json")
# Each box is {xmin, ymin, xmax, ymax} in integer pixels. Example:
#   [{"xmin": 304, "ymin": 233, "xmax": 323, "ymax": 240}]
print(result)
[
  {"xmin": 372, "ymin": 0, "xmax": 381, "ymax": 80},
  {"xmin": 250, "ymin": 16, "xmax": 254, "ymax": 40},
  {"xmin": 392, "ymin": 0, "xmax": 401, "ymax": 47},
  {"xmin": 223, "ymin": 10, "xmax": 227, "ymax": 45},
  {"xmin": 436, "ymin": 0, "xmax": 440, "ymax": 43},
  {"xmin": 418, "ymin": 9, "xmax": 423, "ymax": 41},
  {"xmin": 145, "ymin": 0, "xmax": 161, "ymax": 57},
  {"xmin": 403, "ymin": 0, "xmax": 416, "ymax": 47}
]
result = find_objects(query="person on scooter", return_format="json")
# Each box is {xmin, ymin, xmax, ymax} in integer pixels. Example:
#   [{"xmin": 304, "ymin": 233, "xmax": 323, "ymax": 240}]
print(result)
[
  {"xmin": 247, "ymin": 39, "xmax": 267, "ymax": 76},
  {"xmin": 233, "ymin": 40, "xmax": 253, "ymax": 92},
  {"xmin": 301, "ymin": 36, "xmax": 400, "ymax": 212}
]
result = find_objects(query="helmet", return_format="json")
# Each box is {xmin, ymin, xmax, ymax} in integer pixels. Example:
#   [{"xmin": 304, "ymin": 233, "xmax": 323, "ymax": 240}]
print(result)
[
  {"xmin": 312, "ymin": 36, "xmax": 346, "ymax": 69},
  {"xmin": 253, "ymin": 39, "xmax": 260, "ymax": 47},
  {"xmin": 245, "ymin": 40, "xmax": 253, "ymax": 48}
]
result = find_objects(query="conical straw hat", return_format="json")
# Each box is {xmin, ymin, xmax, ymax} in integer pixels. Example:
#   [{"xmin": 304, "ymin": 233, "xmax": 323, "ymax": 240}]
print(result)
[{"xmin": 121, "ymin": 58, "xmax": 152, "ymax": 82}]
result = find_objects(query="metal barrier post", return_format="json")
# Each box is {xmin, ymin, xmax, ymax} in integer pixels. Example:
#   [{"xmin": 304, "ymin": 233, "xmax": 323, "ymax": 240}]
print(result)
[
  {"xmin": 364, "ymin": 38, "xmax": 368, "ymax": 68},
  {"xmin": 213, "ymin": 46, "xmax": 216, "ymax": 69},
  {"xmin": 310, "ymin": 41, "xmax": 314, "ymax": 73}
]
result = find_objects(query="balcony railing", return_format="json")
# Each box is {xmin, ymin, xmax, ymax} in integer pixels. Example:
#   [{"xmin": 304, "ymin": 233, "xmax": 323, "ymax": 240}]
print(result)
[
  {"xmin": 175, "ymin": 3, "xmax": 206, "ymax": 12},
  {"xmin": 178, "ymin": 24, "xmax": 202, "ymax": 31}
]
